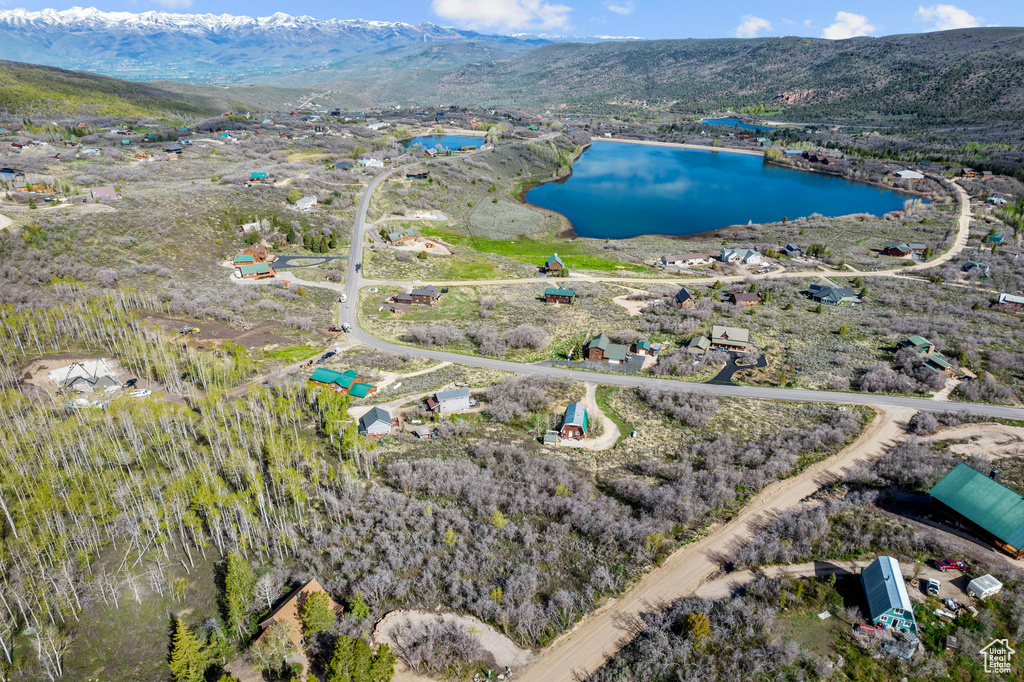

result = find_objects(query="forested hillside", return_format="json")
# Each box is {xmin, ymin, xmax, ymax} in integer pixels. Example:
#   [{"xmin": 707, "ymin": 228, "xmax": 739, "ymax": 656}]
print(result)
[
  {"xmin": 331, "ymin": 28, "xmax": 1024, "ymax": 123},
  {"xmin": 0, "ymin": 61, "xmax": 302, "ymax": 118}
]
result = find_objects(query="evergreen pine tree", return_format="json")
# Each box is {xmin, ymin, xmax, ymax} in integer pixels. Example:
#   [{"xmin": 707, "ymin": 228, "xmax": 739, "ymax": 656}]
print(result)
[
  {"xmin": 369, "ymin": 643, "xmax": 396, "ymax": 682},
  {"xmin": 300, "ymin": 591, "xmax": 335, "ymax": 637},
  {"xmin": 326, "ymin": 635, "xmax": 355, "ymax": 682},
  {"xmin": 349, "ymin": 593, "xmax": 370, "ymax": 620},
  {"xmin": 168, "ymin": 618, "xmax": 208, "ymax": 682}
]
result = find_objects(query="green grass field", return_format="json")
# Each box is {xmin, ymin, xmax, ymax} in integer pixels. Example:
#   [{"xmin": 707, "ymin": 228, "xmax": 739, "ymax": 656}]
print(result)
[{"xmin": 264, "ymin": 345, "xmax": 321, "ymax": 362}]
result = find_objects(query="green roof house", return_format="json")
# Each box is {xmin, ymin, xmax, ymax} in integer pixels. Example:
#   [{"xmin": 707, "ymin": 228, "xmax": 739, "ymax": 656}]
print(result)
[
  {"xmin": 898, "ymin": 335, "xmax": 955, "ymax": 375},
  {"xmin": 560, "ymin": 402, "xmax": 589, "ymax": 439},
  {"xmin": 544, "ymin": 288, "xmax": 575, "ymax": 304},
  {"xmin": 987, "ymin": 233, "xmax": 1004, "ymax": 244},
  {"xmin": 251, "ymin": 172, "xmax": 268, "ymax": 180},
  {"xmin": 349, "ymin": 382, "xmax": 377, "ymax": 398},
  {"xmin": 861, "ymin": 556, "xmax": 916, "ymax": 632},
  {"xmin": 545, "ymin": 254, "xmax": 565, "ymax": 272},
  {"xmin": 930, "ymin": 463, "xmax": 1024, "ymax": 558},
  {"xmin": 584, "ymin": 333, "xmax": 629, "ymax": 364},
  {"xmin": 233, "ymin": 253, "xmax": 255, "ymax": 265}
]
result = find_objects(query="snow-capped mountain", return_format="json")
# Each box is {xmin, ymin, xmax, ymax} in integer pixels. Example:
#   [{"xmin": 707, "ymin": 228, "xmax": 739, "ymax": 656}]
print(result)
[{"xmin": 0, "ymin": 7, "xmax": 551, "ymax": 80}]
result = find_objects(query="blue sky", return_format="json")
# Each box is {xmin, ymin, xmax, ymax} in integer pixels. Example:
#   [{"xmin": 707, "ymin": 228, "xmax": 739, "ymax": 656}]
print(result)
[{"xmin": 5, "ymin": 2, "xmax": 1019, "ymax": 39}]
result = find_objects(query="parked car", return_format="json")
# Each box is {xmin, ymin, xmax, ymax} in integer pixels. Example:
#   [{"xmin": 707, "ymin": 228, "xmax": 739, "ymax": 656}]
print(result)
[
  {"xmin": 926, "ymin": 578, "xmax": 941, "ymax": 596},
  {"xmin": 936, "ymin": 560, "xmax": 969, "ymax": 572},
  {"xmin": 341, "ymin": 323, "xmax": 351, "ymax": 333},
  {"xmin": 328, "ymin": 327, "xmax": 344, "ymax": 332},
  {"xmin": 340, "ymin": 293, "xmax": 347, "ymax": 302}
]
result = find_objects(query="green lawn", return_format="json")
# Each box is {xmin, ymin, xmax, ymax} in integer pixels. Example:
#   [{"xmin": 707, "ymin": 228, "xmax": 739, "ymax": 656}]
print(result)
[{"xmin": 264, "ymin": 345, "xmax": 320, "ymax": 362}]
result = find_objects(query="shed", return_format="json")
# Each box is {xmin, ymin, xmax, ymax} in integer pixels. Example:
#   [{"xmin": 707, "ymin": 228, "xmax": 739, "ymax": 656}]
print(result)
[
  {"xmin": 861, "ymin": 556, "xmax": 916, "ymax": 632},
  {"xmin": 358, "ymin": 407, "xmax": 393, "ymax": 436},
  {"xmin": 687, "ymin": 335, "xmax": 711, "ymax": 354},
  {"xmin": 560, "ymin": 402, "xmax": 589, "ymax": 440},
  {"xmin": 967, "ymin": 574, "xmax": 1003, "ymax": 599},
  {"xmin": 929, "ymin": 463, "xmax": 1024, "ymax": 558}
]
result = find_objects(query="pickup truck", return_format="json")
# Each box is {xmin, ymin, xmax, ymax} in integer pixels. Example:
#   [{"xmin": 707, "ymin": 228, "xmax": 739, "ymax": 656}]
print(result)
[
  {"xmin": 926, "ymin": 578, "xmax": 940, "ymax": 596},
  {"xmin": 341, "ymin": 323, "xmax": 351, "ymax": 333}
]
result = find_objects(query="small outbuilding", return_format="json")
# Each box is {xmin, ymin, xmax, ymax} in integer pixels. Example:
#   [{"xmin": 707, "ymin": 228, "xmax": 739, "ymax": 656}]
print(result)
[
  {"xmin": 967, "ymin": 574, "xmax": 1003, "ymax": 599},
  {"xmin": 674, "ymin": 288, "xmax": 695, "ymax": 309}
]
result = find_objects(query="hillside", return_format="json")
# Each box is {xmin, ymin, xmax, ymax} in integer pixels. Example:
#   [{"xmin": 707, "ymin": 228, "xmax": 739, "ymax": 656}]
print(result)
[
  {"xmin": 328, "ymin": 28, "xmax": 1024, "ymax": 123},
  {"xmin": 0, "ymin": 61, "xmax": 308, "ymax": 118}
]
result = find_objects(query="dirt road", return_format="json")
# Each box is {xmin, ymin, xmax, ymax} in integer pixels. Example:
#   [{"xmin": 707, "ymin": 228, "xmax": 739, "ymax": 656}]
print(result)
[{"xmin": 519, "ymin": 406, "xmax": 913, "ymax": 681}]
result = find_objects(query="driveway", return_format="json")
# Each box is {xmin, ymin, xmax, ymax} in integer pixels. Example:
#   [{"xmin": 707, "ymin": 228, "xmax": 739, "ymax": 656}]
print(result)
[
  {"xmin": 273, "ymin": 255, "xmax": 347, "ymax": 269},
  {"xmin": 705, "ymin": 352, "xmax": 769, "ymax": 385}
]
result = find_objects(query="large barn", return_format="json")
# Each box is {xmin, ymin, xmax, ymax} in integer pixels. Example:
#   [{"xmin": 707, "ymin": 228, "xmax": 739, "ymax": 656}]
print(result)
[{"xmin": 929, "ymin": 463, "xmax": 1024, "ymax": 559}]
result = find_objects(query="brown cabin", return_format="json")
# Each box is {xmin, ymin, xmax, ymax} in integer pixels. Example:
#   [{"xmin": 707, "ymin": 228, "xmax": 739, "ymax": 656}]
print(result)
[
  {"xmin": 244, "ymin": 243, "xmax": 270, "ymax": 262},
  {"xmin": 256, "ymin": 578, "xmax": 342, "ymax": 650},
  {"xmin": 728, "ymin": 292, "xmax": 761, "ymax": 306}
]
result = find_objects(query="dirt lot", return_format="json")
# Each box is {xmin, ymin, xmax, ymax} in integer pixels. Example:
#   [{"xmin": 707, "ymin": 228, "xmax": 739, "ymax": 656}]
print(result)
[
  {"xmin": 135, "ymin": 311, "xmax": 291, "ymax": 349},
  {"xmin": 18, "ymin": 355, "xmax": 177, "ymax": 403},
  {"xmin": 376, "ymin": 610, "xmax": 535, "ymax": 671},
  {"xmin": 923, "ymin": 422, "xmax": 1024, "ymax": 461}
]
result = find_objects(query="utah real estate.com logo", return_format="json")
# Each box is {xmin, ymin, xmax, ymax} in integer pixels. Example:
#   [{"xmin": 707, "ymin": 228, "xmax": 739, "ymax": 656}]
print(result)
[{"xmin": 981, "ymin": 639, "xmax": 1014, "ymax": 674}]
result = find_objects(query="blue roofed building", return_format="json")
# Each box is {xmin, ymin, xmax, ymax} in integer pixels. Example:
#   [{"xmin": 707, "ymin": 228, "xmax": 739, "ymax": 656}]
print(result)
[
  {"xmin": 560, "ymin": 402, "xmax": 589, "ymax": 440},
  {"xmin": 861, "ymin": 556, "xmax": 916, "ymax": 632}
]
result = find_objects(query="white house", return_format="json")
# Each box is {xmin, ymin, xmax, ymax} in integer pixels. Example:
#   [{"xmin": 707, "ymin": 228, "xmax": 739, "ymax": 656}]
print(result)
[
  {"xmin": 428, "ymin": 388, "xmax": 472, "ymax": 414},
  {"xmin": 358, "ymin": 158, "xmax": 385, "ymax": 169},
  {"xmin": 894, "ymin": 169, "xmax": 925, "ymax": 180},
  {"xmin": 367, "ymin": 122, "xmax": 390, "ymax": 131},
  {"xmin": 358, "ymin": 407, "xmax": 393, "ymax": 437},
  {"xmin": 721, "ymin": 248, "xmax": 762, "ymax": 264},
  {"xmin": 295, "ymin": 196, "xmax": 317, "ymax": 211}
]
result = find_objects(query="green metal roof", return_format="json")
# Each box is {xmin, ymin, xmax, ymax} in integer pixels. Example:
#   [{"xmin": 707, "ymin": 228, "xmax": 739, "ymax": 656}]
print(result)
[
  {"xmin": 349, "ymin": 382, "xmax": 375, "ymax": 398},
  {"xmin": 636, "ymin": 340, "xmax": 651, "ymax": 350},
  {"xmin": 251, "ymin": 172, "xmax": 267, "ymax": 179},
  {"xmin": 238, "ymin": 263, "xmax": 271, "ymax": 275},
  {"xmin": 234, "ymin": 254, "xmax": 255, "ymax": 263},
  {"xmin": 929, "ymin": 463, "xmax": 1024, "ymax": 550},
  {"xmin": 546, "ymin": 254, "xmax": 565, "ymax": 268},
  {"xmin": 310, "ymin": 368, "xmax": 344, "ymax": 384},
  {"xmin": 545, "ymin": 288, "xmax": 575, "ymax": 297}
]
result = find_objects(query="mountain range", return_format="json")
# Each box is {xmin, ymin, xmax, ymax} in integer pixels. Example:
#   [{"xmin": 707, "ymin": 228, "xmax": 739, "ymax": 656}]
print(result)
[
  {"xmin": 0, "ymin": 7, "xmax": 560, "ymax": 80},
  {"xmin": 1, "ymin": 8, "xmax": 1023, "ymax": 124}
]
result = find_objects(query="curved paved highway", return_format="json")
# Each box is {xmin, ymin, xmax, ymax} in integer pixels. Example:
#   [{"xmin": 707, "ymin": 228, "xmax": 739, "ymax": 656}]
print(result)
[{"xmin": 330, "ymin": 164, "xmax": 1023, "ymax": 420}]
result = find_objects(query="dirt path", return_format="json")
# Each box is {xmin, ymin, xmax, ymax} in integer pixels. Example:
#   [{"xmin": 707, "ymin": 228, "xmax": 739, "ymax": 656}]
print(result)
[
  {"xmin": 520, "ymin": 406, "xmax": 913, "ymax": 682},
  {"xmin": 694, "ymin": 560, "xmax": 968, "ymax": 602},
  {"xmin": 0, "ymin": 213, "xmax": 12, "ymax": 230}
]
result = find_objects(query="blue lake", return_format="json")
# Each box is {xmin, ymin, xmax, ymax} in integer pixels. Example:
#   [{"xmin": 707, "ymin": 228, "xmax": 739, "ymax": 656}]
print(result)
[
  {"xmin": 700, "ymin": 117, "xmax": 775, "ymax": 132},
  {"xmin": 403, "ymin": 135, "xmax": 482, "ymax": 150},
  {"xmin": 525, "ymin": 141, "xmax": 915, "ymax": 239}
]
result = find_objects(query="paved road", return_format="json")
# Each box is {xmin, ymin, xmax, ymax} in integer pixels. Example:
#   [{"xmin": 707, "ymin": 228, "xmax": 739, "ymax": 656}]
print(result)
[{"xmin": 323, "ymin": 163, "xmax": 1022, "ymax": 420}]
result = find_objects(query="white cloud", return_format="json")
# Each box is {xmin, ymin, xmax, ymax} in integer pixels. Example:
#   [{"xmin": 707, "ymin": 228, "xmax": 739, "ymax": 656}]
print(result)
[
  {"xmin": 153, "ymin": 0, "xmax": 192, "ymax": 7},
  {"xmin": 803, "ymin": 19, "xmax": 813, "ymax": 28},
  {"xmin": 821, "ymin": 11, "xmax": 876, "ymax": 39},
  {"xmin": 734, "ymin": 15, "xmax": 771, "ymax": 38},
  {"xmin": 605, "ymin": 0, "xmax": 634, "ymax": 15},
  {"xmin": 431, "ymin": 0, "xmax": 573, "ymax": 31},
  {"xmin": 915, "ymin": 5, "xmax": 981, "ymax": 31}
]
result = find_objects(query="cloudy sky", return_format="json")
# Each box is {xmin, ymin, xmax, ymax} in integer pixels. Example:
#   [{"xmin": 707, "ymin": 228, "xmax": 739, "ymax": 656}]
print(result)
[{"xmin": 5, "ymin": 1, "xmax": 1017, "ymax": 39}]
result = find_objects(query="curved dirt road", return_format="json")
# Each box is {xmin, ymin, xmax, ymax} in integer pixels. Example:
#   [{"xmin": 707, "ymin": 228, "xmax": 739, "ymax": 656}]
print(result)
[{"xmin": 518, "ymin": 406, "xmax": 913, "ymax": 681}]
